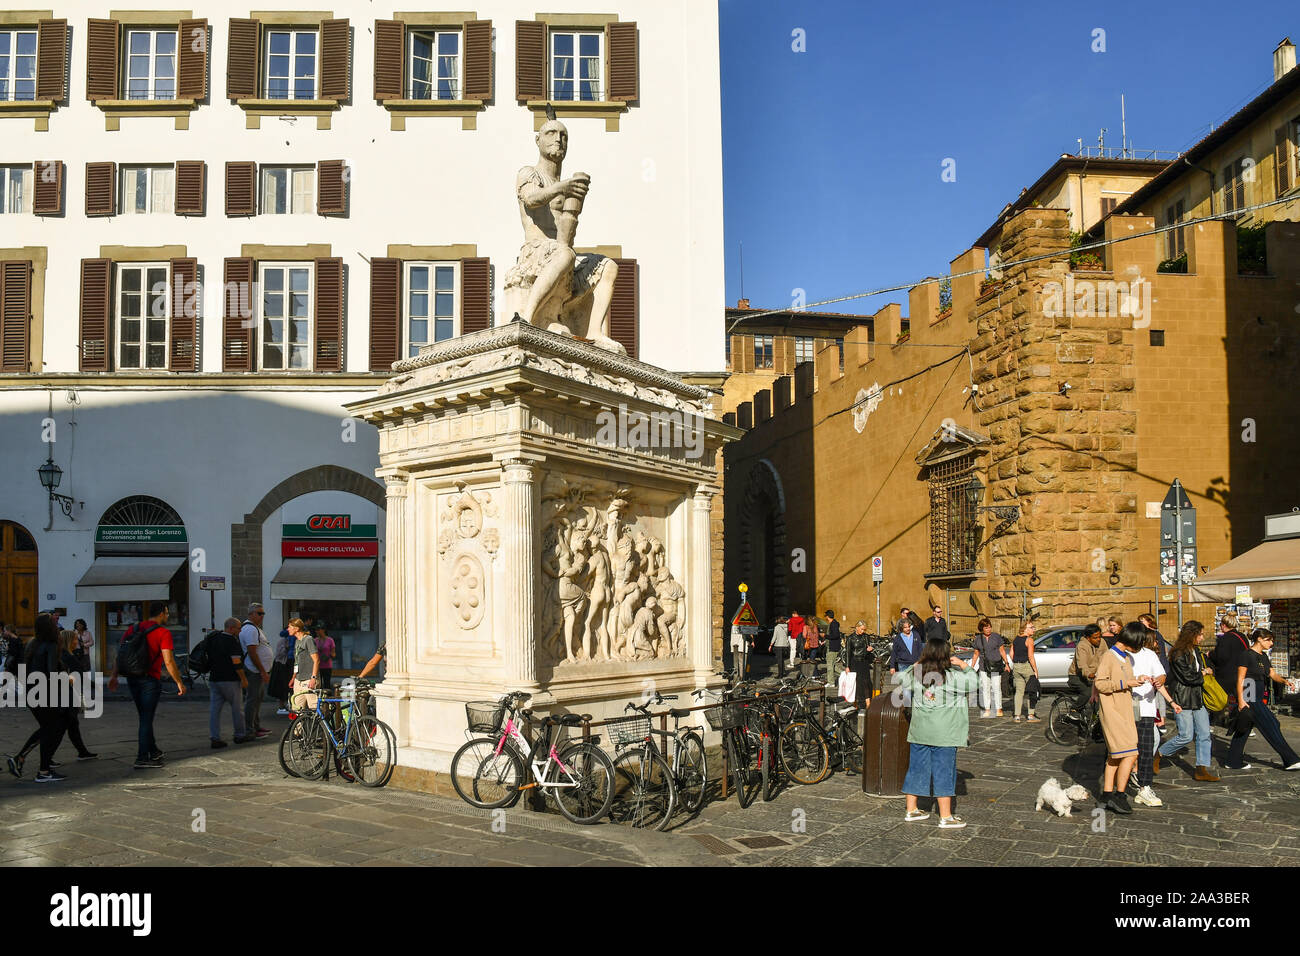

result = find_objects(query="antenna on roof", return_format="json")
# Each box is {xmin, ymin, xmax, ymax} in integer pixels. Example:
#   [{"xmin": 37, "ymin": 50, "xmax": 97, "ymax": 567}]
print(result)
[
  {"xmin": 739, "ymin": 241, "xmax": 745, "ymax": 300},
  {"xmin": 1121, "ymin": 94, "xmax": 1128, "ymax": 158}
]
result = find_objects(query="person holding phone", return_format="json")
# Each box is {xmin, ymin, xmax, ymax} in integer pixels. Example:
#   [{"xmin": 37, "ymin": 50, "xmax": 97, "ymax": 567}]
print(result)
[{"xmin": 1094, "ymin": 622, "xmax": 1151, "ymax": 814}]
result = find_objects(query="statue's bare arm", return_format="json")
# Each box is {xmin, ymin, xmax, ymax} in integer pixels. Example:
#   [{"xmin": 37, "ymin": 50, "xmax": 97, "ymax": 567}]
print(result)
[{"xmin": 517, "ymin": 168, "xmax": 588, "ymax": 208}]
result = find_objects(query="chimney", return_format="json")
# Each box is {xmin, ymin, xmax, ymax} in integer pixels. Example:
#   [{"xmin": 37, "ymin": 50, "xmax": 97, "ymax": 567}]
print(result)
[
  {"xmin": 736, "ymin": 297, "xmax": 750, "ymax": 310},
  {"xmin": 1275, "ymin": 37, "xmax": 1296, "ymax": 82}
]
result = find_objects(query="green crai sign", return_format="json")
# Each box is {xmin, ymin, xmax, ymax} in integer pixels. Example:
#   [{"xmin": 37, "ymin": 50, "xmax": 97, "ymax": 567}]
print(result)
[{"xmin": 95, "ymin": 525, "xmax": 188, "ymax": 544}]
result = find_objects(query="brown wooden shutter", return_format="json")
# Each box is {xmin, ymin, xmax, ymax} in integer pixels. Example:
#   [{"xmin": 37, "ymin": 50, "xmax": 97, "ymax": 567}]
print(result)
[
  {"xmin": 86, "ymin": 19, "xmax": 120, "ymax": 101},
  {"xmin": 516, "ymin": 20, "xmax": 546, "ymax": 101},
  {"xmin": 609, "ymin": 258, "xmax": 638, "ymax": 358},
  {"xmin": 36, "ymin": 19, "xmax": 68, "ymax": 100},
  {"xmin": 1277, "ymin": 127, "xmax": 1293, "ymax": 198},
  {"xmin": 32, "ymin": 160, "xmax": 63, "ymax": 216},
  {"xmin": 174, "ymin": 161, "xmax": 205, "ymax": 215},
  {"xmin": 227, "ymin": 18, "xmax": 260, "ymax": 99},
  {"xmin": 460, "ymin": 257, "xmax": 490, "ymax": 335},
  {"xmin": 373, "ymin": 19, "xmax": 404, "ymax": 100},
  {"xmin": 85, "ymin": 162, "xmax": 116, "ymax": 217},
  {"xmin": 606, "ymin": 22, "xmax": 638, "ymax": 102},
  {"xmin": 168, "ymin": 257, "xmax": 198, "ymax": 372},
  {"xmin": 369, "ymin": 257, "xmax": 401, "ymax": 370},
  {"xmin": 464, "ymin": 20, "xmax": 493, "ymax": 100},
  {"xmin": 222, "ymin": 257, "xmax": 254, "ymax": 371},
  {"xmin": 225, "ymin": 161, "xmax": 256, "ymax": 216},
  {"xmin": 0, "ymin": 260, "xmax": 32, "ymax": 373},
  {"xmin": 320, "ymin": 18, "xmax": 351, "ymax": 100},
  {"xmin": 177, "ymin": 18, "xmax": 209, "ymax": 99},
  {"xmin": 314, "ymin": 257, "xmax": 344, "ymax": 371},
  {"xmin": 317, "ymin": 160, "xmax": 347, "ymax": 215},
  {"xmin": 79, "ymin": 258, "xmax": 112, "ymax": 372}
]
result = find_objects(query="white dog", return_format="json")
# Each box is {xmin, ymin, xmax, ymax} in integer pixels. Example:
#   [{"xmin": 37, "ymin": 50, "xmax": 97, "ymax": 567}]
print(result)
[{"xmin": 1035, "ymin": 778, "xmax": 1092, "ymax": 817}]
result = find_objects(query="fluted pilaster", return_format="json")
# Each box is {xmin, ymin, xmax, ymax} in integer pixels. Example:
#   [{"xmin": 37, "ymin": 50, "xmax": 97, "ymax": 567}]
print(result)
[{"xmin": 501, "ymin": 459, "xmax": 538, "ymax": 687}]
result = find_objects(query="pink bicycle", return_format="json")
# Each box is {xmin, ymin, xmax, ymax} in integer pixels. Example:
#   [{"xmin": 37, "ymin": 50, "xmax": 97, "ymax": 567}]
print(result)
[{"xmin": 450, "ymin": 691, "xmax": 615, "ymax": 825}]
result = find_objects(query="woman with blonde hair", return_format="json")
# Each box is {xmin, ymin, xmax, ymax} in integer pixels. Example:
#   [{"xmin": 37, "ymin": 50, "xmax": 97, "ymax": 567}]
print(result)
[{"xmin": 1009, "ymin": 617, "xmax": 1040, "ymax": 722}]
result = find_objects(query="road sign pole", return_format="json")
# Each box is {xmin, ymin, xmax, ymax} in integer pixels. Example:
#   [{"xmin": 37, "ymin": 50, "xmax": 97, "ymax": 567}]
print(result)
[
  {"xmin": 1174, "ymin": 478, "xmax": 1184, "ymax": 631},
  {"xmin": 875, "ymin": 582, "xmax": 880, "ymax": 637},
  {"xmin": 210, "ymin": 590, "xmax": 216, "ymax": 631}
]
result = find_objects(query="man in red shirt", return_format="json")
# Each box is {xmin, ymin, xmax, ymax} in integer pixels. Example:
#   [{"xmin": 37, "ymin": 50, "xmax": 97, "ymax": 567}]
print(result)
[
  {"xmin": 788, "ymin": 611, "xmax": 806, "ymax": 664},
  {"xmin": 109, "ymin": 605, "xmax": 186, "ymax": 769}
]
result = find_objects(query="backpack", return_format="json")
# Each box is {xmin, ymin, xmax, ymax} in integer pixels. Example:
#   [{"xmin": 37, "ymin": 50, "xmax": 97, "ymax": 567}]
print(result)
[
  {"xmin": 188, "ymin": 632, "xmax": 217, "ymax": 675},
  {"xmin": 117, "ymin": 621, "xmax": 157, "ymax": 678}
]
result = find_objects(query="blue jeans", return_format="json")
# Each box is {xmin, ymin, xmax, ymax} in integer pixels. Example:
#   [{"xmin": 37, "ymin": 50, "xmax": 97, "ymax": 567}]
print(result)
[
  {"xmin": 126, "ymin": 676, "xmax": 161, "ymax": 761},
  {"xmin": 902, "ymin": 743, "xmax": 957, "ymax": 797},
  {"xmin": 1158, "ymin": 706, "xmax": 1211, "ymax": 767}
]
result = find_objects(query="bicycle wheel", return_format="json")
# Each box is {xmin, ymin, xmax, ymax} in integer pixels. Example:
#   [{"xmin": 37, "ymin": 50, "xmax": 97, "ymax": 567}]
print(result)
[
  {"xmin": 277, "ymin": 724, "xmax": 299, "ymax": 778},
  {"xmin": 675, "ymin": 731, "xmax": 707, "ymax": 814},
  {"xmin": 549, "ymin": 742, "xmax": 615, "ymax": 825},
  {"xmin": 728, "ymin": 729, "xmax": 759, "ymax": 809},
  {"xmin": 283, "ymin": 714, "xmax": 328, "ymax": 780},
  {"xmin": 839, "ymin": 720, "xmax": 864, "ymax": 774},
  {"xmin": 451, "ymin": 737, "xmax": 522, "ymax": 809},
  {"xmin": 347, "ymin": 716, "xmax": 396, "ymax": 787},
  {"xmin": 761, "ymin": 733, "xmax": 777, "ymax": 801},
  {"xmin": 1047, "ymin": 695, "xmax": 1084, "ymax": 746},
  {"xmin": 779, "ymin": 721, "xmax": 829, "ymax": 785},
  {"xmin": 610, "ymin": 746, "xmax": 676, "ymax": 831}
]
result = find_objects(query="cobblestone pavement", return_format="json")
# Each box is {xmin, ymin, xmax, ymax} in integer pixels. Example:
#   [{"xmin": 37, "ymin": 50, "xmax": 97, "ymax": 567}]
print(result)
[{"xmin": 3, "ymin": 693, "xmax": 1300, "ymax": 866}]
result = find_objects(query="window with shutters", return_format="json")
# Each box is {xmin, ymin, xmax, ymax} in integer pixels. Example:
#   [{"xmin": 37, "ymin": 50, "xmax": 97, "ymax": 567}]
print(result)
[
  {"xmin": 404, "ymin": 262, "xmax": 458, "ymax": 355},
  {"xmin": 1100, "ymin": 196, "xmax": 1118, "ymax": 217},
  {"xmin": 550, "ymin": 31, "xmax": 601, "ymax": 101},
  {"xmin": 260, "ymin": 262, "xmax": 313, "ymax": 370},
  {"xmin": 125, "ymin": 29, "xmax": 177, "ymax": 100},
  {"xmin": 116, "ymin": 263, "xmax": 169, "ymax": 370},
  {"xmin": 261, "ymin": 167, "xmax": 315, "ymax": 215},
  {"xmin": 265, "ymin": 29, "xmax": 317, "ymax": 100},
  {"xmin": 1221, "ymin": 158, "xmax": 1247, "ymax": 218},
  {"xmin": 1, "ymin": 166, "xmax": 33, "ymax": 214},
  {"xmin": 0, "ymin": 30, "xmax": 37, "ymax": 101},
  {"xmin": 1163, "ymin": 197, "xmax": 1186, "ymax": 260},
  {"xmin": 120, "ymin": 166, "xmax": 174, "ymax": 215},
  {"xmin": 794, "ymin": 336, "xmax": 815, "ymax": 365},
  {"xmin": 754, "ymin": 335, "xmax": 774, "ymax": 369},
  {"xmin": 409, "ymin": 30, "xmax": 460, "ymax": 100}
]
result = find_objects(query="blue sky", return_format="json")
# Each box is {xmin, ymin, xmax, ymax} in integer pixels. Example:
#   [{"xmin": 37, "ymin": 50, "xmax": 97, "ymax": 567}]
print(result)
[{"xmin": 719, "ymin": 0, "xmax": 1293, "ymax": 315}]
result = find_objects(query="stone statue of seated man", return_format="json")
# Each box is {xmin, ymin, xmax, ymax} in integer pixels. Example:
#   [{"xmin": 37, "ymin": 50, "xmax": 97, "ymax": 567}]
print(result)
[{"xmin": 504, "ymin": 119, "xmax": 625, "ymax": 355}]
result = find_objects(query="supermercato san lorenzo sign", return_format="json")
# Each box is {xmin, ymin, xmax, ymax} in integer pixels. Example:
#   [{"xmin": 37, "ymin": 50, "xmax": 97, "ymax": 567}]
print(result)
[{"xmin": 282, "ymin": 515, "xmax": 378, "ymax": 558}]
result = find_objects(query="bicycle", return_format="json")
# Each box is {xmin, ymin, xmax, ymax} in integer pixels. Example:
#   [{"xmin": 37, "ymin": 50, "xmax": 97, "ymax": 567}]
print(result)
[
  {"xmin": 780, "ymin": 691, "xmax": 857, "ymax": 783},
  {"xmin": 279, "ymin": 679, "xmax": 385, "ymax": 783},
  {"xmin": 279, "ymin": 682, "xmax": 396, "ymax": 786},
  {"xmin": 607, "ymin": 693, "xmax": 707, "ymax": 830},
  {"xmin": 450, "ymin": 691, "xmax": 615, "ymax": 825},
  {"xmin": 1046, "ymin": 692, "xmax": 1104, "ymax": 747},
  {"xmin": 701, "ymin": 672, "xmax": 789, "ymax": 806}
]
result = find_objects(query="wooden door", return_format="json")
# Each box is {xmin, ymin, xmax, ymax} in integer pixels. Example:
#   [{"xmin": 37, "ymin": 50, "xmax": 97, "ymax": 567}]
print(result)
[{"xmin": 0, "ymin": 521, "xmax": 39, "ymax": 636}]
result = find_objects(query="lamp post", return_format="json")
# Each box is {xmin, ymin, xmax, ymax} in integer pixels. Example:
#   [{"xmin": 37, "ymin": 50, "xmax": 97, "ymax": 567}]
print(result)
[{"xmin": 38, "ymin": 457, "xmax": 76, "ymax": 518}]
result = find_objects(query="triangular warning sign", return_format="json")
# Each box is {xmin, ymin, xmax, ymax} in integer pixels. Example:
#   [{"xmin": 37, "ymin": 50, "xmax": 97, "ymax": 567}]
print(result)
[{"xmin": 732, "ymin": 601, "xmax": 760, "ymax": 628}]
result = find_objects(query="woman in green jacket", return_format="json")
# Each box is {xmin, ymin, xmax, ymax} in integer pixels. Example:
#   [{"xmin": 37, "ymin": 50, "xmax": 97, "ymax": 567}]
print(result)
[{"xmin": 899, "ymin": 637, "xmax": 978, "ymax": 828}]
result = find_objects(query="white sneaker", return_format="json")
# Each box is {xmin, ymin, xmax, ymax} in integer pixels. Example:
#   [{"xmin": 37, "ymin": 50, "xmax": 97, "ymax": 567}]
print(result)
[
  {"xmin": 276, "ymin": 708, "xmax": 289, "ymax": 716},
  {"xmin": 980, "ymin": 711, "xmax": 992, "ymax": 719},
  {"xmin": 1133, "ymin": 786, "xmax": 1163, "ymax": 807},
  {"xmin": 1286, "ymin": 762, "xmax": 1300, "ymax": 771},
  {"xmin": 904, "ymin": 809, "xmax": 930, "ymax": 822},
  {"xmin": 938, "ymin": 815, "xmax": 967, "ymax": 829}
]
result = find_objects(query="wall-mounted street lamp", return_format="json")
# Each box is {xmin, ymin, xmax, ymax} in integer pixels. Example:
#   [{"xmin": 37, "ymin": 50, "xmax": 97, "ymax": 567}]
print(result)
[
  {"xmin": 964, "ymin": 476, "xmax": 1021, "ymax": 539},
  {"xmin": 38, "ymin": 457, "xmax": 76, "ymax": 518}
]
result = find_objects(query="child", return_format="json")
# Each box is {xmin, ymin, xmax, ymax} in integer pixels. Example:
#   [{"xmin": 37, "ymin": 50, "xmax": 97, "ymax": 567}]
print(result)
[
  {"xmin": 898, "ymin": 637, "xmax": 978, "ymax": 828},
  {"xmin": 1094, "ymin": 622, "xmax": 1151, "ymax": 814}
]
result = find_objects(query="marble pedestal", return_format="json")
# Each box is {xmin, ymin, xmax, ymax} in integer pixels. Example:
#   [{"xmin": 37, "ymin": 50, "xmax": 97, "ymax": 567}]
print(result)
[{"xmin": 345, "ymin": 322, "xmax": 738, "ymax": 772}]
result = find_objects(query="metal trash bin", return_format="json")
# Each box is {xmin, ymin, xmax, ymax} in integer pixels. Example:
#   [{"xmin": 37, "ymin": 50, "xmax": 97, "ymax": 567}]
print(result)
[{"xmin": 863, "ymin": 688, "xmax": 910, "ymax": 796}]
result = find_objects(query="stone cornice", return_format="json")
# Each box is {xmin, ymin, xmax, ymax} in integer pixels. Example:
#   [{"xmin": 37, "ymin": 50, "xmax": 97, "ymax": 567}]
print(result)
[{"xmin": 389, "ymin": 320, "xmax": 711, "ymax": 402}]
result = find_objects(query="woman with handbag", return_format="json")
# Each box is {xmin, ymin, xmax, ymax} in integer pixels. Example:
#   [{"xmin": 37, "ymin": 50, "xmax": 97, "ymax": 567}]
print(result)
[
  {"xmin": 1158, "ymin": 621, "xmax": 1219, "ymax": 782},
  {"xmin": 1009, "ymin": 618, "xmax": 1040, "ymax": 722},
  {"xmin": 970, "ymin": 618, "xmax": 1007, "ymax": 718},
  {"xmin": 1225, "ymin": 629, "xmax": 1300, "ymax": 771}
]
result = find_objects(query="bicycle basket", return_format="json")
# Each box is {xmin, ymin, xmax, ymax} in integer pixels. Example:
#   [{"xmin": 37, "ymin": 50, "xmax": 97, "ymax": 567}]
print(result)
[
  {"xmin": 465, "ymin": 700, "xmax": 507, "ymax": 735},
  {"xmin": 605, "ymin": 714, "xmax": 652, "ymax": 747},
  {"xmin": 704, "ymin": 700, "xmax": 747, "ymax": 731}
]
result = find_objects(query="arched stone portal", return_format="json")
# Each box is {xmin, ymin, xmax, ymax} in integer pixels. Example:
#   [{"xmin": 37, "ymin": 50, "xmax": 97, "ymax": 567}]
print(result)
[
  {"xmin": 738, "ymin": 459, "xmax": 788, "ymax": 624},
  {"xmin": 230, "ymin": 465, "xmax": 386, "ymax": 615}
]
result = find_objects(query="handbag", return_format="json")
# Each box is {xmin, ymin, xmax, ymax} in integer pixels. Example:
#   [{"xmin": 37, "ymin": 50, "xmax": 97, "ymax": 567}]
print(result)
[
  {"xmin": 838, "ymin": 669, "xmax": 857, "ymax": 702},
  {"xmin": 1199, "ymin": 652, "xmax": 1228, "ymax": 712},
  {"xmin": 1233, "ymin": 704, "xmax": 1256, "ymax": 734},
  {"xmin": 1026, "ymin": 674, "xmax": 1041, "ymax": 703}
]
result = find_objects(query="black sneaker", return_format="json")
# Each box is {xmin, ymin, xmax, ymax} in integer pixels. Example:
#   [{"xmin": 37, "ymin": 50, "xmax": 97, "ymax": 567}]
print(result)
[
  {"xmin": 48, "ymin": 759, "xmax": 62, "ymax": 768},
  {"xmin": 77, "ymin": 752, "xmax": 99, "ymax": 761},
  {"xmin": 211, "ymin": 739, "xmax": 228, "ymax": 749},
  {"xmin": 133, "ymin": 757, "xmax": 164, "ymax": 769},
  {"xmin": 1110, "ymin": 792, "xmax": 1134, "ymax": 815},
  {"xmin": 149, "ymin": 750, "xmax": 164, "ymax": 761},
  {"xmin": 233, "ymin": 736, "xmax": 252, "ymax": 744},
  {"xmin": 34, "ymin": 769, "xmax": 67, "ymax": 783},
  {"xmin": 5, "ymin": 755, "xmax": 20, "ymax": 778}
]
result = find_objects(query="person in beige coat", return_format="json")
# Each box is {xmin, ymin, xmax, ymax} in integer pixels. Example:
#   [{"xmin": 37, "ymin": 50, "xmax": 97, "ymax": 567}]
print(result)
[{"xmin": 1094, "ymin": 622, "xmax": 1152, "ymax": 815}]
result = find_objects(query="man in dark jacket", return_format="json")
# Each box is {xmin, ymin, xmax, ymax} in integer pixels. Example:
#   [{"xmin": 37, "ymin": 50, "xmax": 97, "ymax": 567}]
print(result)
[
  {"xmin": 824, "ymin": 610, "xmax": 843, "ymax": 684},
  {"xmin": 889, "ymin": 619, "xmax": 923, "ymax": 677},
  {"xmin": 926, "ymin": 604, "xmax": 951, "ymax": 645}
]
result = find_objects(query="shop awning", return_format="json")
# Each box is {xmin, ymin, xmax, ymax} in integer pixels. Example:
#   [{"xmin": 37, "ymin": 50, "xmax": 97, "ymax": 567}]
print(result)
[
  {"xmin": 270, "ymin": 559, "xmax": 375, "ymax": 601},
  {"xmin": 75, "ymin": 556, "xmax": 186, "ymax": 602},
  {"xmin": 1189, "ymin": 537, "xmax": 1300, "ymax": 602}
]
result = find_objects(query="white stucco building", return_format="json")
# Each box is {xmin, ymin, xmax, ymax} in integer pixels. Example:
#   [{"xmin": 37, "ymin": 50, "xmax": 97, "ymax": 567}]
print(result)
[{"xmin": 0, "ymin": 1, "xmax": 724, "ymax": 668}]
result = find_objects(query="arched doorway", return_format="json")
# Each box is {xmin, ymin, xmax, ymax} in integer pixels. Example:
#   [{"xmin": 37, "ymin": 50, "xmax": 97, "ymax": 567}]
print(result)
[
  {"xmin": 0, "ymin": 521, "xmax": 38, "ymax": 636},
  {"xmin": 739, "ymin": 460, "xmax": 788, "ymax": 624}
]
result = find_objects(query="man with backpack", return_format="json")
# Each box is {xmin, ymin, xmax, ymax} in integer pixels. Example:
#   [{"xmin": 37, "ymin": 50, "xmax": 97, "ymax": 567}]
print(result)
[
  {"xmin": 239, "ymin": 603, "xmax": 274, "ymax": 738},
  {"xmin": 200, "ymin": 618, "xmax": 250, "ymax": 748},
  {"xmin": 108, "ymin": 605, "xmax": 186, "ymax": 769}
]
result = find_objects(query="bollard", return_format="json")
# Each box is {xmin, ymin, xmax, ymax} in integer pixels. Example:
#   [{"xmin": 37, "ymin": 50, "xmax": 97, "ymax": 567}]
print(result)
[{"xmin": 863, "ymin": 689, "xmax": 910, "ymax": 796}]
